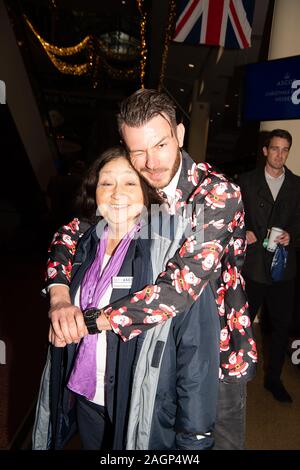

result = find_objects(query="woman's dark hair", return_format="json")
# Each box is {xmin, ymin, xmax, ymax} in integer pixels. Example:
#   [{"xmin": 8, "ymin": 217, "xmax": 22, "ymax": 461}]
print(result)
[{"xmin": 76, "ymin": 145, "xmax": 162, "ymax": 223}]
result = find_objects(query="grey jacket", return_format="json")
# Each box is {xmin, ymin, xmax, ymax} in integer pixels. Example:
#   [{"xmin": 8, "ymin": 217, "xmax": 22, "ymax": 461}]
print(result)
[{"xmin": 126, "ymin": 210, "xmax": 219, "ymax": 450}]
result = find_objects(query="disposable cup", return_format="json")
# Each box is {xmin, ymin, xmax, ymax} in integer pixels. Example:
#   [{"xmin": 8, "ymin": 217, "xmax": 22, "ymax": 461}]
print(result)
[{"xmin": 266, "ymin": 227, "xmax": 283, "ymax": 252}]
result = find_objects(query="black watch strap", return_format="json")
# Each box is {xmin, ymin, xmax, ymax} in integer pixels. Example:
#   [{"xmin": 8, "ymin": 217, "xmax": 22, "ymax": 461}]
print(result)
[{"xmin": 83, "ymin": 307, "xmax": 102, "ymax": 335}]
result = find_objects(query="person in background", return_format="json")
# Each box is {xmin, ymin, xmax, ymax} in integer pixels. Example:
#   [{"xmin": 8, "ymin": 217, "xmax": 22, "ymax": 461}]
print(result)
[
  {"xmin": 239, "ymin": 129, "xmax": 300, "ymax": 403},
  {"xmin": 47, "ymin": 89, "xmax": 257, "ymax": 450}
]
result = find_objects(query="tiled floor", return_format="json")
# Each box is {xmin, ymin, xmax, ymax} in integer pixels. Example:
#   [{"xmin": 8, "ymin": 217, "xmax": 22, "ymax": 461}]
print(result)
[{"xmin": 246, "ymin": 326, "xmax": 300, "ymax": 450}]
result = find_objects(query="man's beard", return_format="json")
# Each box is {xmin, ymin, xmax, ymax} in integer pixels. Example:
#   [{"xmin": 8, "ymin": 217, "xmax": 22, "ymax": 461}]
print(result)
[
  {"xmin": 269, "ymin": 159, "xmax": 285, "ymax": 170},
  {"xmin": 142, "ymin": 147, "xmax": 181, "ymax": 189},
  {"xmin": 169, "ymin": 147, "xmax": 181, "ymax": 182}
]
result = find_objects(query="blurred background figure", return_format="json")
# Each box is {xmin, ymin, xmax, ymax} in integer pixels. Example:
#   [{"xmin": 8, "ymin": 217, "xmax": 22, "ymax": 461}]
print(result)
[{"xmin": 239, "ymin": 129, "xmax": 300, "ymax": 403}]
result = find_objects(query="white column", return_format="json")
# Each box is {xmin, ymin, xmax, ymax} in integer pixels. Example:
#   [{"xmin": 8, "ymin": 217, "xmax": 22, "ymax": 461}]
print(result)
[
  {"xmin": 260, "ymin": 0, "xmax": 300, "ymax": 175},
  {"xmin": 0, "ymin": 1, "xmax": 56, "ymax": 190},
  {"xmin": 188, "ymin": 100, "xmax": 210, "ymax": 163}
]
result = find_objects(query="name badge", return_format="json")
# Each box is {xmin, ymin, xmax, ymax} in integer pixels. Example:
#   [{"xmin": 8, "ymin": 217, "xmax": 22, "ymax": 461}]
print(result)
[{"xmin": 112, "ymin": 276, "xmax": 133, "ymax": 289}]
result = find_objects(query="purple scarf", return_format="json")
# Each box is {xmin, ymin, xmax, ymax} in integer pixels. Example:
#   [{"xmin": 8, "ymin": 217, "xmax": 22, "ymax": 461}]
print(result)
[{"xmin": 67, "ymin": 223, "xmax": 139, "ymax": 401}]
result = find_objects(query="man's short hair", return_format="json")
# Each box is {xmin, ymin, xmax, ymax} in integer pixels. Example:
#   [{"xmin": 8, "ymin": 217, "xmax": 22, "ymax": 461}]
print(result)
[
  {"xmin": 264, "ymin": 129, "xmax": 293, "ymax": 149},
  {"xmin": 117, "ymin": 89, "xmax": 177, "ymax": 135}
]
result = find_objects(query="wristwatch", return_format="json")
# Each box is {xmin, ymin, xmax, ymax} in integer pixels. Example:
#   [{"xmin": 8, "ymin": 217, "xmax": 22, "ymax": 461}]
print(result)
[{"xmin": 83, "ymin": 307, "xmax": 102, "ymax": 334}]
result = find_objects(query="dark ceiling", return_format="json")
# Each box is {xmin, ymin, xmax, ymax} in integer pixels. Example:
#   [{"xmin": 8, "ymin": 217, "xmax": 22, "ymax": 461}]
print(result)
[{"xmin": 5, "ymin": 0, "xmax": 273, "ymax": 174}]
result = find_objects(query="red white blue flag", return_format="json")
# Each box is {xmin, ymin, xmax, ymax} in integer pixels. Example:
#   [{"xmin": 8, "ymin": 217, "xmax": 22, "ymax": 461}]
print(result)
[{"xmin": 173, "ymin": 0, "xmax": 254, "ymax": 49}]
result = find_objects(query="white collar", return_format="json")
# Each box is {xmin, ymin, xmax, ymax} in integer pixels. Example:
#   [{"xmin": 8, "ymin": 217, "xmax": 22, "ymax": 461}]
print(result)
[{"xmin": 162, "ymin": 156, "xmax": 182, "ymax": 199}]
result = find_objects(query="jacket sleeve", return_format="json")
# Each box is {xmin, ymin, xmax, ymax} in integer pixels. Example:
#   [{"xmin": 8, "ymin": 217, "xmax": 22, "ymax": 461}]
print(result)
[
  {"xmin": 286, "ymin": 178, "xmax": 300, "ymax": 245},
  {"xmin": 173, "ymin": 300, "xmax": 218, "ymax": 450},
  {"xmin": 104, "ymin": 179, "xmax": 245, "ymax": 341},
  {"xmin": 237, "ymin": 174, "xmax": 254, "ymax": 233},
  {"xmin": 46, "ymin": 218, "xmax": 85, "ymax": 287},
  {"xmin": 175, "ymin": 432, "xmax": 213, "ymax": 450}
]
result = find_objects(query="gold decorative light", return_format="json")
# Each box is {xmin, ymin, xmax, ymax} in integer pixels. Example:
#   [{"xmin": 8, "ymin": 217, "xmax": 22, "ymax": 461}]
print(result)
[
  {"xmin": 24, "ymin": 1, "xmax": 148, "ymax": 84},
  {"xmin": 25, "ymin": 16, "xmax": 92, "ymax": 75},
  {"xmin": 46, "ymin": 54, "xmax": 90, "ymax": 76},
  {"xmin": 136, "ymin": 0, "xmax": 147, "ymax": 88},
  {"xmin": 25, "ymin": 16, "xmax": 92, "ymax": 56}
]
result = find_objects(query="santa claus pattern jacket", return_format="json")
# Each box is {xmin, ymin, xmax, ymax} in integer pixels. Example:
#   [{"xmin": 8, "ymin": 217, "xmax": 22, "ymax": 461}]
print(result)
[{"xmin": 47, "ymin": 151, "xmax": 257, "ymax": 382}]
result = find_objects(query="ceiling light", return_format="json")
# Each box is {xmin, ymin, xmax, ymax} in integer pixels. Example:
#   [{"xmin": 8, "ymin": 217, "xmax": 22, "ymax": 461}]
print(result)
[
  {"xmin": 225, "ymin": 104, "xmax": 230, "ymax": 108},
  {"xmin": 179, "ymin": 88, "xmax": 185, "ymax": 92},
  {"xmin": 217, "ymin": 112, "xmax": 221, "ymax": 116},
  {"xmin": 188, "ymin": 63, "xmax": 195, "ymax": 68}
]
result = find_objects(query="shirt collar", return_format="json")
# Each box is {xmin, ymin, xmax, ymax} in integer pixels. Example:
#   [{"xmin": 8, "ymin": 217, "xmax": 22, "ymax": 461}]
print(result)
[
  {"xmin": 162, "ymin": 156, "xmax": 182, "ymax": 199},
  {"xmin": 265, "ymin": 167, "xmax": 285, "ymax": 180}
]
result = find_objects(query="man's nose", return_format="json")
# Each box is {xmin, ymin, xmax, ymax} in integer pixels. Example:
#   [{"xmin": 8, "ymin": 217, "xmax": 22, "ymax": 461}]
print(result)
[{"xmin": 145, "ymin": 150, "xmax": 159, "ymax": 170}]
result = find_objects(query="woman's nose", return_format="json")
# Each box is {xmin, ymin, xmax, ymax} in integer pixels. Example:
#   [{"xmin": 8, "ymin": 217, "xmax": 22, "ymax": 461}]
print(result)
[{"xmin": 111, "ymin": 186, "xmax": 127, "ymax": 199}]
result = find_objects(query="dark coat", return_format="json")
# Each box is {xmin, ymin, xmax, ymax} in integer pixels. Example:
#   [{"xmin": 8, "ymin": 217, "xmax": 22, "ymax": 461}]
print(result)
[
  {"xmin": 51, "ymin": 224, "xmax": 219, "ymax": 451},
  {"xmin": 50, "ymin": 225, "xmax": 152, "ymax": 450},
  {"xmin": 239, "ymin": 166, "xmax": 300, "ymax": 284},
  {"xmin": 147, "ymin": 284, "xmax": 220, "ymax": 450}
]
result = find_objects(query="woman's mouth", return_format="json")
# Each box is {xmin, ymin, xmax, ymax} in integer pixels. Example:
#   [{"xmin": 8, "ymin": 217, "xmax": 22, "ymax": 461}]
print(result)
[{"xmin": 110, "ymin": 204, "xmax": 129, "ymax": 209}]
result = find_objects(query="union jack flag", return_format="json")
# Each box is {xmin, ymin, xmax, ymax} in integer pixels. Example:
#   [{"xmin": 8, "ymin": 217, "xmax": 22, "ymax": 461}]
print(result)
[{"xmin": 173, "ymin": 0, "xmax": 254, "ymax": 49}]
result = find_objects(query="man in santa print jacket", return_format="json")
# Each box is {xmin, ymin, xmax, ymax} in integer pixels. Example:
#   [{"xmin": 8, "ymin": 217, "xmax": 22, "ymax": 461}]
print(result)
[{"xmin": 47, "ymin": 89, "xmax": 257, "ymax": 450}]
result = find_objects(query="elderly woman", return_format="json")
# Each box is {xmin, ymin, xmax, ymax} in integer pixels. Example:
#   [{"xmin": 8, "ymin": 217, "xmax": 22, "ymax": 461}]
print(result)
[
  {"xmin": 33, "ymin": 146, "xmax": 160, "ymax": 450},
  {"xmin": 33, "ymin": 146, "xmax": 220, "ymax": 451}
]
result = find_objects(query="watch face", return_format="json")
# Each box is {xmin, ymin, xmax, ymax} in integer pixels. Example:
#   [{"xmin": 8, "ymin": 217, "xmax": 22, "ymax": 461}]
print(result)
[
  {"xmin": 84, "ymin": 307, "xmax": 100, "ymax": 319},
  {"xmin": 83, "ymin": 308, "xmax": 101, "ymax": 334}
]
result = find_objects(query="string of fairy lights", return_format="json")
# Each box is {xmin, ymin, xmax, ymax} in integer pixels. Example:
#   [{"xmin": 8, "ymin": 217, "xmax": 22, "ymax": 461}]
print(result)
[
  {"xmin": 24, "ymin": 0, "xmax": 147, "ymax": 87},
  {"xmin": 158, "ymin": 0, "xmax": 177, "ymax": 91},
  {"xmin": 136, "ymin": 0, "xmax": 147, "ymax": 90}
]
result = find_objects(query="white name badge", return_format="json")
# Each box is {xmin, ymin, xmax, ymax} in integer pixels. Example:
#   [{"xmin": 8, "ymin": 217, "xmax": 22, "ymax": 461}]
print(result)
[{"xmin": 112, "ymin": 276, "xmax": 133, "ymax": 289}]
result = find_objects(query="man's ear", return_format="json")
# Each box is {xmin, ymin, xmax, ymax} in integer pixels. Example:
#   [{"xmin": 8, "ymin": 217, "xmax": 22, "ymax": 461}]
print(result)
[
  {"xmin": 176, "ymin": 123, "xmax": 185, "ymax": 148},
  {"xmin": 262, "ymin": 146, "xmax": 268, "ymax": 157}
]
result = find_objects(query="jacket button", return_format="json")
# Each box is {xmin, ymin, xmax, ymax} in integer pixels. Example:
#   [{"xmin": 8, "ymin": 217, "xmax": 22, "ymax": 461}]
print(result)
[
  {"xmin": 109, "ymin": 376, "xmax": 114, "ymax": 383},
  {"xmin": 260, "ymin": 202, "xmax": 264, "ymax": 207}
]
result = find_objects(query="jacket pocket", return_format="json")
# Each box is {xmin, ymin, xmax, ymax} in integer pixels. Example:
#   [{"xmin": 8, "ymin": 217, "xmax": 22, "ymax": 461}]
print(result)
[{"xmin": 157, "ymin": 397, "xmax": 177, "ymax": 428}]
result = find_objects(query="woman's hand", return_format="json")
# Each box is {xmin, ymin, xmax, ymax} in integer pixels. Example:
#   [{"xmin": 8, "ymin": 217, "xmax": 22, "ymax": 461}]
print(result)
[
  {"xmin": 48, "ymin": 324, "xmax": 67, "ymax": 347},
  {"xmin": 48, "ymin": 285, "xmax": 88, "ymax": 344}
]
